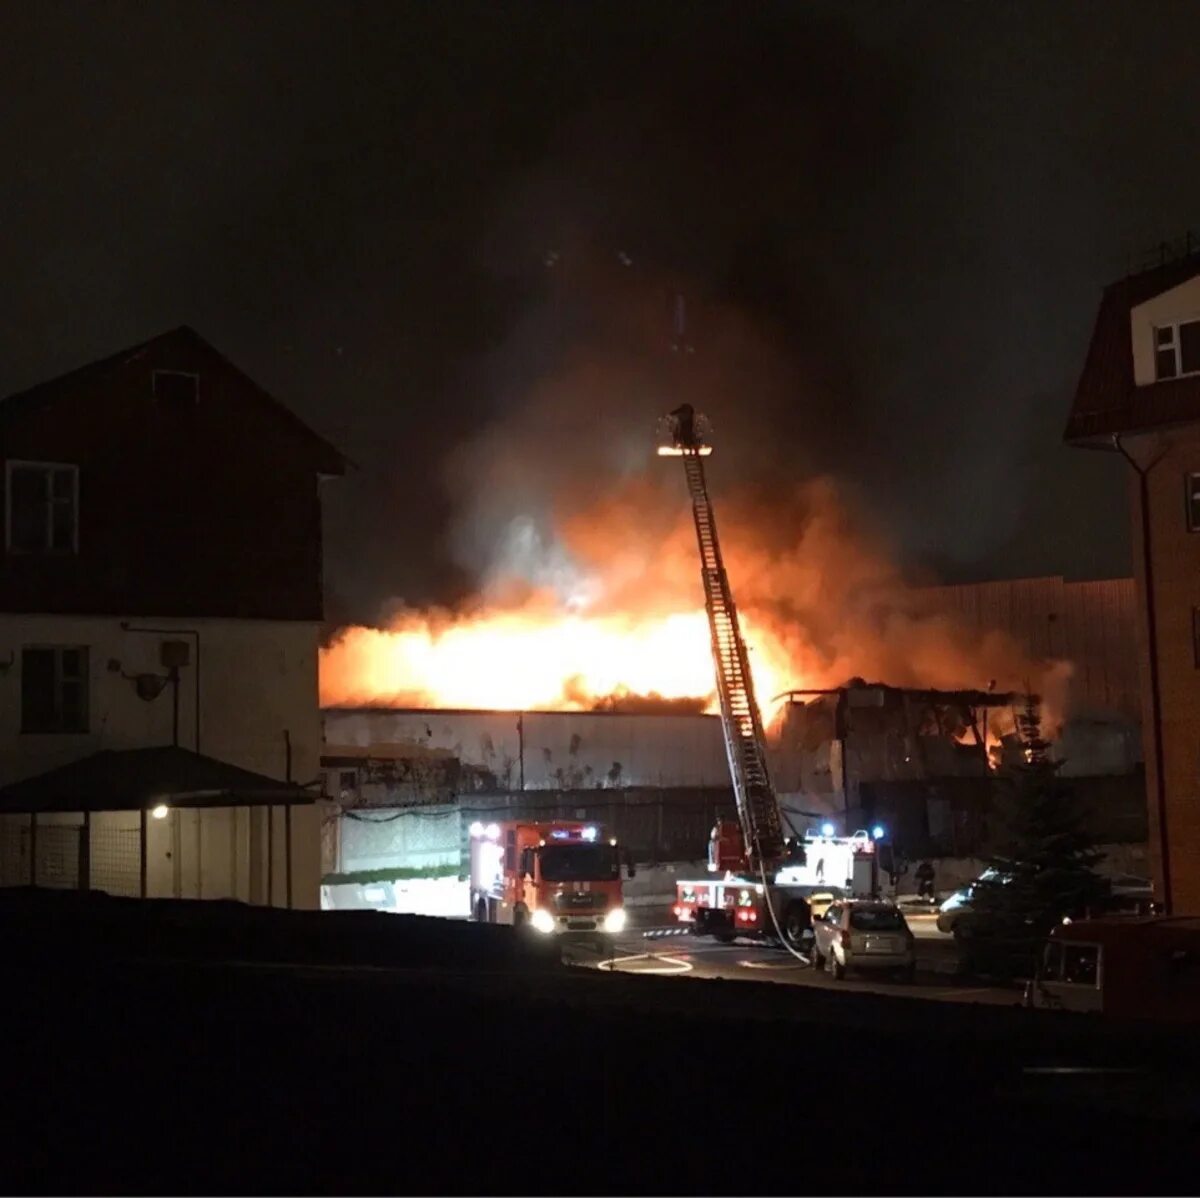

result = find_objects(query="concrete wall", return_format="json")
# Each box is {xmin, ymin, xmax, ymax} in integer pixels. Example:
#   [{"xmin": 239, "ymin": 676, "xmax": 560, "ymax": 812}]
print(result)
[
  {"xmin": 323, "ymin": 707, "xmax": 730, "ymax": 791},
  {"xmin": 336, "ymin": 804, "xmax": 460, "ymax": 875},
  {"xmin": 0, "ymin": 614, "xmax": 325, "ymax": 908}
]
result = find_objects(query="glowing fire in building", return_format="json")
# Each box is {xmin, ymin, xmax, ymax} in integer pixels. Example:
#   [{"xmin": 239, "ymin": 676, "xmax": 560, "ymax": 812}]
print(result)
[
  {"xmin": 320, "ymin": 605, "xmax": 793, "ymax": 714},
  {"xmin": 319, "ymin": 478, "xmax": 1067, "ymax": 735}
]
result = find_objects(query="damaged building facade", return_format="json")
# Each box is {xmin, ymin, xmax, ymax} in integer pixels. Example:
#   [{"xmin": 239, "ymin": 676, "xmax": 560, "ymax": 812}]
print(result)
[
  {"xmin": 321, "ymin": 569, "xmax": 1147, "ymax": 882},
  {"xmin": 321, "ymin": 707, "xmax": 736, "ymax": 880}
]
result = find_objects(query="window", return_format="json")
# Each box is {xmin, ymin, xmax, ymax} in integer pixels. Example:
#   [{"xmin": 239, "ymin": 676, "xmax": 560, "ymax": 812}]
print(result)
[
  {"xmin": 339, "ymin": 770, "xmax": 357, "ymax": 792},
  {"xmin": 538, "ymin": 844, "xmax": 620, "ymax": 882},
  {"xmin": 849, "ymin": 906, "xmax": 906, "ymax": 931},
  {"xmin": 21, "ymin": 646, "xmax": 88, "ymax": 733},
  {"xmin": 1061, "ymin": 943, "xmax": 1100, "ymax": 987},
  {"xmin": 152, "ymin": 370, "xmax": 199, "ymax": 407},
  {"xmin": 1154, "ymin": 319, "xmax": 1200, "ymax": 380},
  {"xmin": 6, "ymin": 462, "xmax": 77, "ymax": 553},
  {"xmin": 1187, "ymin": 475, "xmax": 1200, "ymax": 533}
]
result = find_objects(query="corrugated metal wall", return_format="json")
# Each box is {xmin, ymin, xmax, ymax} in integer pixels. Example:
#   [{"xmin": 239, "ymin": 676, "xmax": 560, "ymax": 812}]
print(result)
[{"xmin": 918, "ymin": 576, "xmax": 1139, "ymax": 721}]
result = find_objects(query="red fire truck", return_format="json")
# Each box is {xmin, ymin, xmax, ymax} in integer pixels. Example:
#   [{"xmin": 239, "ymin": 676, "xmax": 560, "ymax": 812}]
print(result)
[
  {"xmin": 469, "ymin": 819, "xmax": 634, "ymax": 938},
  {"xmin": 674, "ymin": 820, "xmax": 891, "ymax": 945},
  {"xmin": 659, "ymin": 406, "xmax": 894, "ymax": 952}
]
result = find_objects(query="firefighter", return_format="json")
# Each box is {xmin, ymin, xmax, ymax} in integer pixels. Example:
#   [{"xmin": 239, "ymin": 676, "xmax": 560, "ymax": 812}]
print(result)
[
  {"xmin": 915, "ymin": 859, "xmax": 936, "ymax": 903},
  {"xmin": 670, "ymin": 403, "xmax": 697, "ymax": 449}
]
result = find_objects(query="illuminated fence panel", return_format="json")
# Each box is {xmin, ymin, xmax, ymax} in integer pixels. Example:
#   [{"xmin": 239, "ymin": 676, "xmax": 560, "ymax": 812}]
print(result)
[
  {"xmin": 91, "ymin": 827, "xmax": 141, "ymax": 896},
  {"xmin": 0, "ymin": 817, "xmax": 30, "ymax": 886},
  {"xmin": 36, "ymin": 826, "xmax": 80, "ymax": 890}
]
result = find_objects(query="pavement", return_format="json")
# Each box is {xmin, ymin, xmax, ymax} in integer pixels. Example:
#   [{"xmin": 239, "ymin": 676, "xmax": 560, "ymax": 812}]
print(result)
[{"xmin": 564, "ymin": 908, "xmax": 1019, "ymax": 1006}]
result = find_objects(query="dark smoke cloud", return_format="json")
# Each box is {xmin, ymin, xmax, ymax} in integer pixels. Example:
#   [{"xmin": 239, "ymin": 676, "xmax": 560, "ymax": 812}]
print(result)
[{"xmin": 2, "ymin": 3, "xmax": 1199, "ymax": 626}]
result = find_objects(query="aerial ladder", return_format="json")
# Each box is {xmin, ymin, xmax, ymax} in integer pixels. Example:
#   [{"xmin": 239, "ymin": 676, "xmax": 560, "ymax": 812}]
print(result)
[{"xmin": 658, "ymin": 405, "xmax": 882, "ymax": 951}]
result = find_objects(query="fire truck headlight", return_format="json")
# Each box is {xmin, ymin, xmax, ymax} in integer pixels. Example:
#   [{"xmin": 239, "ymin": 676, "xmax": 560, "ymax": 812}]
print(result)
[
  {"xmin": 603, "ymin": 907, "xmax": 627, "ymax": 934},
  {"xmin": 469, "ymin": 822, "xmax": 484, "ymax": 837},
  {"xmin": 872, "ymin": 825, "xmax": 885, "ymax": 840},
  {"xmin": 530, "ymin": 908, "xmax": 556, "ymax": 935},
  {"xmin": 821, "ymin": 822, "xmax": 835, "ymax": 838},
  {"xmin": 582, "ymin": 826, "xmax": 597, "ymax": 842}
]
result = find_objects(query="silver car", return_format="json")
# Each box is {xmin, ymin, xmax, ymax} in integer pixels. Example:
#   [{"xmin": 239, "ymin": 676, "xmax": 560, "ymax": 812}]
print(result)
[{"xmin": 811, "ymin": 900, "xmax": 916, "ymax": 981}]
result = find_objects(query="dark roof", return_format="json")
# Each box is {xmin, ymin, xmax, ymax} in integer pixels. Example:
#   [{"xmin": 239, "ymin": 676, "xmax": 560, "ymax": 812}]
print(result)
[
  {"xmin": 777, "ymin": 683, "xmax": 1032, "ymax": 708},
  {"xmin": 0, "ymin": 747, "xmax": 315, "ymax": 814},
  {"xmin": 1065, "ymin": 254, "xmax": 1200, "ymax": 444},
  {"xmin": 0, "ymin": 326, "xmax": 345, "ymax": 475}
]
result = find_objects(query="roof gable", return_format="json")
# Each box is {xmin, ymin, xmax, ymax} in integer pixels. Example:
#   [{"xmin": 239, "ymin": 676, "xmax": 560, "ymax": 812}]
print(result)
[
  {"xmin": 1065, "ymin": 255, "xmax": 1200, "ymax": 444},
  {"xmin": 0, "ymin": 327, "xmax": 345, "ymax": 475}
]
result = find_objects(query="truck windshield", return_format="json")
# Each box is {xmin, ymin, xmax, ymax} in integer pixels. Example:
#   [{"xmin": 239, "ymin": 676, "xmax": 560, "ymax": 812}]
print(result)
[{"xmin": 539, "ymin": 844, "xmax": 620, "ymax": 882}]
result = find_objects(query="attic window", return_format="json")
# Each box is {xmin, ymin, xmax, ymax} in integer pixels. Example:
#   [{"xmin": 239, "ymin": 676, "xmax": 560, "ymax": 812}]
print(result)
[
  {"xmin": 152, "ymin": 370, "xmax": 199, "ymax": 407},
  {"xmin": 1154, "ymin": 320, "xmax": 1200, "ymax": 380}
]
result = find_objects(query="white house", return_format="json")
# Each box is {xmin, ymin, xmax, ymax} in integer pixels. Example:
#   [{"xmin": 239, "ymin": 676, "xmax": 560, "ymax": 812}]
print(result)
[{"xmin": 0, "ymin": 327, "xmax": 344, "ymax": 907}]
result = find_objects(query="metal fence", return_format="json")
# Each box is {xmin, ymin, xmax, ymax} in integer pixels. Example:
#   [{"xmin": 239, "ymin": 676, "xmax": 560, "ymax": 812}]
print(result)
[{"xmin": 90, "ymin": 826, "xmax": 141, "ymax": 897}]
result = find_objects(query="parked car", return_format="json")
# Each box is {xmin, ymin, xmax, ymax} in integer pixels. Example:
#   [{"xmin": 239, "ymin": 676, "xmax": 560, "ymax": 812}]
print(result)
[
  {"xmin": 936, "ymin": 867, "xmax": 1010, "ymax": 934},
  {"xmin": 937, "ymin": 869, "xmax": 1153, "ymax": 934},
  {"xmin": 811, "ymin": 900, "xmax": 916, "ymax": 981}
]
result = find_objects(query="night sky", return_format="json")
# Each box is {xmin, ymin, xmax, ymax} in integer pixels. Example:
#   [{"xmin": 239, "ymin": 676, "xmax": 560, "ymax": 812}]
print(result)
[{"xmin": 4, "ymin": 2, "xmax": 1199, "ymax": 625}]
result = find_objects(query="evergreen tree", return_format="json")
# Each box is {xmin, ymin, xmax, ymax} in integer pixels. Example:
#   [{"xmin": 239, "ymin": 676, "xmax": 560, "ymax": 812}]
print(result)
[{"xmin": 958, "ymin": 697, "xmax": 1108, "ymax": 975}]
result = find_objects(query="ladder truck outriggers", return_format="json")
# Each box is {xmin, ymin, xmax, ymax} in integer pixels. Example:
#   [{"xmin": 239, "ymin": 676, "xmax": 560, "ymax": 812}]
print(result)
[{"xmin": 658, "ymin": 406, "xmax": 888, "ymax": 949}]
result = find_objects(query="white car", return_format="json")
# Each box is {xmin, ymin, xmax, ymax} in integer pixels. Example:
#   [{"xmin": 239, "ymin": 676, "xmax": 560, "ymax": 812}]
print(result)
[{"xmin": 811, "ymin": 900, "xmax": 916, "ymax": 981}]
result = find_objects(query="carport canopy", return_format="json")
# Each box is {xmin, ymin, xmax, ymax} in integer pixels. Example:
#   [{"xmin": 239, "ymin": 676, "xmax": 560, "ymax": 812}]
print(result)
[
  {"xmin": 0, "ymin": 746, "xmax": 313, "ymax": 814},
  {"xmin": 0, "ymin": 746, "xmax": 314, "ymax": 900}
]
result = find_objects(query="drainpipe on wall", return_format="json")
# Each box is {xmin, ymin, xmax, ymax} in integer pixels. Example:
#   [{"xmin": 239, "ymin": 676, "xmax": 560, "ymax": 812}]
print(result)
[{"xmin": 1113, "ymin": 433, "xmax": 1173, "ymax": 914}]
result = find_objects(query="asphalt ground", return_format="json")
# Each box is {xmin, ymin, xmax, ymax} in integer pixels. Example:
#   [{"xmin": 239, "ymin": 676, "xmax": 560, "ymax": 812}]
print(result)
[{"xmin": 4, "ymin": 900, "xmax": 1199, "ymax": 1194}]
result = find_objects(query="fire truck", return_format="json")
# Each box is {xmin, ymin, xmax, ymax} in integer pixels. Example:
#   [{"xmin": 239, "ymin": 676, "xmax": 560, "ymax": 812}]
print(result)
[
  {"xmin": 468, "ymin": 819, "xmax": 634, "ymax": 938},
  {"xmin": 673, "ymin": 822, "xmax": 891, "ymax": 944},
  {"xmin": 658, "ymin": 407, "xmax": 891, "ymax": 949}
]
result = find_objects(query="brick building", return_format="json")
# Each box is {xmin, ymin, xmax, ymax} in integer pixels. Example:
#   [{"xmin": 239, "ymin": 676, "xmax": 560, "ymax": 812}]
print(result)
[{"xmin": 1065, "ymin": 251, "xmax": 1200, "ymax": 913}]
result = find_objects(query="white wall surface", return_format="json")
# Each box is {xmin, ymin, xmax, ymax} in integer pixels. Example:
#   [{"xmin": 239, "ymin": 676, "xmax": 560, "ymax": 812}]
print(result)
[
  {"xmin": 0, "ymin": 614, "xmax": 324, "ymax": 908},
  {"xmin": 323, "ymin": 707, "xmax": 731, "ymax": 790},
  {"xmin": 1130, "ymin": 274, "xmax": 1200, "ymax": 384}
]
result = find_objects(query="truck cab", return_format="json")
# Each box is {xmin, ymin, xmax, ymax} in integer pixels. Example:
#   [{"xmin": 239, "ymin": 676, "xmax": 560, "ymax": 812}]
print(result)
[
  {"xmin": 469, "ymin": 820, "xmax": 633, "ymax": 938},
  {"xmin": 1025, "ymin": 916, "xmax": 1200, "ymax": 1022}
]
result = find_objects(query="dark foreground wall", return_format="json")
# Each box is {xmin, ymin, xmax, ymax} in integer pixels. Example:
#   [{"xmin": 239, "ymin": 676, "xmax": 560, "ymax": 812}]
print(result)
[
  {"xmin": 0, "ymin": 892, "xmax": 1197, "ymax": 1194},
  {"xmin": 0, "ymin": 887, "xmax": 561, "ymax": 972}
]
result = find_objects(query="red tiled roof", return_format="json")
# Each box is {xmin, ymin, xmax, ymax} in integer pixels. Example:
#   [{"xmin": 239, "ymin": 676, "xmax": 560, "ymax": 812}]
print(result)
[{"xmin": 1064, "ymin": 254, "xmax": 1200, "ymax": 445}]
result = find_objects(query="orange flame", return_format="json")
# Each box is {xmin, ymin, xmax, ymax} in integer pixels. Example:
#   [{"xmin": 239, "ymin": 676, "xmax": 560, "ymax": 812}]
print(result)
[
  {"xmin": 320, "ymin": 603, "xmax": 794, "ymax": 715},
  {"xmin": 320, "ymin": 478, "xmax": 1071, "ymax": 724}
]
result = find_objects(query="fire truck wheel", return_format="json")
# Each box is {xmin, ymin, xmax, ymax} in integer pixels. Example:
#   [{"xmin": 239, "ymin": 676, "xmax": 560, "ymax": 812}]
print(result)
[
  {"xmin": 783, "ymin": 903, "xmax": 809, "ymax": 947},
  {"xmin": 513, "ymin": 903, "xmax": 529, "ymax": 929},
  {"xmin": 474, "ymin": 898, "xmax": 488, "ymax": 924},
  {"xmin": 829, "ymin": 953, "xmax": 846, "ymax": 981}
]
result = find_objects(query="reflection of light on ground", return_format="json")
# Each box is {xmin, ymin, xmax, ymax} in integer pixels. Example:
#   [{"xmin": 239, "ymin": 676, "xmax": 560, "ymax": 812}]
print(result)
[
  {"xmin": 597, "ymin": 953, "xmax": 693, "ymax": 975},
  {"xmin": 736, "ymin": 958, "xmax": 807, "ymax": 971}
]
